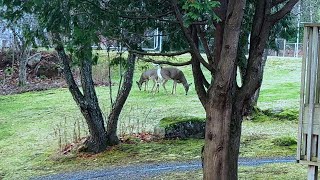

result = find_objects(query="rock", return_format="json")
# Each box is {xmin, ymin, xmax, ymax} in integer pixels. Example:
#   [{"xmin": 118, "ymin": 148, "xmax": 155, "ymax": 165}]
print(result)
[
  {"xmin": 27, "ymin": 53, "xmax": 42, "ymax": 68},
  {"xmin": 154, "ymin": 116, "xmax": 205, "ymax": 139},
  {"xmin": 35, "ymin": 60, "xmax": 61, "ymax": 78}
]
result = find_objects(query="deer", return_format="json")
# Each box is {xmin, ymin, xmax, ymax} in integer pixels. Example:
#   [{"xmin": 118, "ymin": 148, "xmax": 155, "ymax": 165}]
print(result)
[
  {"xmin": 136, "ymin": 69, "xmax": 158, "ymax": 92},
  {"xmin": 160, "ymin": 67, "xmax": 192, "ymax": 95}
]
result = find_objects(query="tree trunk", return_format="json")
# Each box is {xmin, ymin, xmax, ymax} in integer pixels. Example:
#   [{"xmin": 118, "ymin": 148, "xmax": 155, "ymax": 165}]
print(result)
[
  {"xmin": 56, "ymin": 44, "xmax": 107, "ymax": 153},
  {"xmin": 106, "ymin": 53, "xmax": 136, "ymax": 145},
  {"xmin": 79, "ymin": 50, "xmax": 108, "ymax": 153},
  {"xmin": 249, "ymin": 49, "xmax": 268, "ymax": 108},
  {"xmin": 18, "ymin": 47, "xmax": 29, "ymax": 86},
  {"xmin": 203, "ymin": 98, "xmax": 243, "ymax": 179}
]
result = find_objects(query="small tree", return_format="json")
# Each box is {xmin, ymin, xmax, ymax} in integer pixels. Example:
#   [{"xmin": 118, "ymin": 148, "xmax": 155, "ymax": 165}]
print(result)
[
  {"xmin": 1, "ymin": 15, "xmax": 36, "ymax": 86},
  {"xmin": 1, "ymin": 0, "xmax": 141, "ymax": 153}
]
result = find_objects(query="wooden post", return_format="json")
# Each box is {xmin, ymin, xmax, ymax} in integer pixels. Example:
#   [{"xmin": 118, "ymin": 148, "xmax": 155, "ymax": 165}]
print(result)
[{"xmin": 298, "ymin": 24, "xmax": 320, "ymax": 180}]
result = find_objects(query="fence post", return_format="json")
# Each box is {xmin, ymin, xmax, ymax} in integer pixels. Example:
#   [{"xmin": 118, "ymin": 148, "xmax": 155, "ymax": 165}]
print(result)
[{"xmin": 297, "ymin": 23, "xmax": 320, "ymax": 180}]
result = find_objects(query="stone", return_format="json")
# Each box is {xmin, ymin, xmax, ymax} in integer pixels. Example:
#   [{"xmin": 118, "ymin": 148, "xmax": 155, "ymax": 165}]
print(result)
[
  {"xmin": 35, "ymin": 60, "xmax": 61, "ymax": 78},
  {"xmin": 27, "ymin": 53, "xmax": 42, "ymax": 68},
  {"xmin": 154, "ymin": 116, "xmax": 205, "ymax": 139}
]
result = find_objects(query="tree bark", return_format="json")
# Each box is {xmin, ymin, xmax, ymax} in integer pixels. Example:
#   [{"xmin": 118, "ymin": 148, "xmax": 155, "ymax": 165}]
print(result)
[
  {"xmin": 79, "ymin": 47, "xmax": 108, "ymax": 153},
  {"xmin": 56, "ymin": 44, "xmax": 107, "ymax": 153},
  {"xmin": 18, "ymin": 47, "xmax": 30, "ymax": 86},
  {"xmin": 106, "ymin": 53, "xmax": 136, "ymax": 145},
  {"xmin": 204, "ymin": 99, "xmax": 243, "ymax": 179},
  {"xmin": 202, "ymin": 0, "xmax": 246, "ymax": 179}
]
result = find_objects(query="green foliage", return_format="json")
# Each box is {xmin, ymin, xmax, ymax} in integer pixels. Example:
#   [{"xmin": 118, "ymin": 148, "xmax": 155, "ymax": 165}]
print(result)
[
  {"xmin": 159, "ymin": 116, "xmax": 205, "ymax": 128},
  {"xmin": 4, "ymin": 67, "xmax": 13, "ymax": 76},
  {"xmin": 110, "ymin": 56, "xmax": 128, "ymax": 69},
  {"xmin": 273, "ymin": 109, "xmax": 299, "ymax": 121},
  {"xmin": 250, "ymin": 107, "xmax": 298, "ymax": 122},
  {"xmin": 181, "ymin": 0, "xmax": 220, "ymax": 27},
  {"xmin": 272, "ymin": 136, "xmax": 297, "ymax": 146}
]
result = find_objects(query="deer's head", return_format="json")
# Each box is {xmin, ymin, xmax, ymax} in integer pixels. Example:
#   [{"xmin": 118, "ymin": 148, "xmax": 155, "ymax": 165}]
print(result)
[{"xmin": 184, "ymin": 83, "xmax": 192, "ymax": 95}]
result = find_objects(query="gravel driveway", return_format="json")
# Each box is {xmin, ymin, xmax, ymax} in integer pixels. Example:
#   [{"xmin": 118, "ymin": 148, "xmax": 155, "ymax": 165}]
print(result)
[{"xmin": 33, "ymin": 156, "xmax": 295, "ymax": 180}]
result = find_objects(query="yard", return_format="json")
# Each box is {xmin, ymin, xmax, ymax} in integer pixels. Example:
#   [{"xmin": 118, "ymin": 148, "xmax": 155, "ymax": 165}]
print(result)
[{"xmin": 0, "ymin": 55, "xmax": 305, "ymax": 179}]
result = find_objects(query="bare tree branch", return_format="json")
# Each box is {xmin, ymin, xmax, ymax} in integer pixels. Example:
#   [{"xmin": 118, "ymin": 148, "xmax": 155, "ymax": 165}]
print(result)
[
  {"xmin": 271, "ymin": 0, "xmax": 287, "ymax": 7},
  {"xmin": 269, "ymin": 0, "xmax": 299, "ymax": 24},
  {"xmin": 191, "ymin": 56, "xmax": 208, "ymax": 106},
  {"xmin": 129, "ymin": 49, "xmax": 190, "ymax": 57},
  {"xmin": 196, "ymin": 25, "xmax": 213, "ymax": 65},
  {"xmin": 139, "ymin": 57, "xmax": 192, "ymax": 66}
]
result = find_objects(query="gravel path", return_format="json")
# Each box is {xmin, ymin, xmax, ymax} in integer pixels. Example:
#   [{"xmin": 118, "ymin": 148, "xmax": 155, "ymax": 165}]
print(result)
[{"xmin": 33, "ymin": 156, "xmax": 295, "ymax": 180}]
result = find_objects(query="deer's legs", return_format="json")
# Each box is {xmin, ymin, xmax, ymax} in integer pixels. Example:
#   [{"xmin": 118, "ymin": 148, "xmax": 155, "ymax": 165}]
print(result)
[
  {"xmin": 151, "ymin": 79, "xmax": 157, "ymax": 93},
  {"xmin": 172, "ymin": 81, "xmax": 177, "ymax": 94},
  {"xmin": 162, "ymin": 79, "xmax": 168, "ymax": 93},
  {"xmin": 144, "ymin": 80, "xmax": 148, "ymax": 91}
]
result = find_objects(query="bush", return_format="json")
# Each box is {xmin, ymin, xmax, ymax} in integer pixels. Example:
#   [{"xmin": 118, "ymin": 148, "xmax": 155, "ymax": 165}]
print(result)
[
  {"xmin": 274, "ymin": 109, "xmax": 299, "ymax": 121},
  {"xmin": 272, "ymin": 136, "xmax": 297, "ymax": 146},
  {"xmin": 249, "ymin": 107, "xmax": 299, "ymax": 122},
  {"xmin": 156, "ymin": 116, "xmax": 205, "ymax": 139}
]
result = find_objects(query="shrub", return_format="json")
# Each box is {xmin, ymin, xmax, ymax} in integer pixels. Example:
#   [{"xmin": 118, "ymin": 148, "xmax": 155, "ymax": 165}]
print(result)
[
  {"xmin": 249, "ymin": 107, "xmax": 299, "ymax": 122},
  {"xmin": 272, "ymin": 136, "xmax": 297, "ymax": 146},
  {"xmin": 274, "ymin": 109, "xmax": 299, "ymax": 121}
]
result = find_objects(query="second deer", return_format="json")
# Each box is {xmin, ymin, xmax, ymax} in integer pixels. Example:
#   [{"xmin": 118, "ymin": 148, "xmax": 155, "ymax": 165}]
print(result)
[{"xmin": 157, "ymin": 67, "xmax": 192, "ymax": 95}]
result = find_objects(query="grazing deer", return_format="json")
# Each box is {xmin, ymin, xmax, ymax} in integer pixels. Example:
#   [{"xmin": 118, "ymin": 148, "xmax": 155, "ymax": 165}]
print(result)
[
  {"xmin": 136, "ymin": 69, "xmax": 158, "ymax": 92},
  {"xmin": 160, "ymin": 67, "xmax": 192, "ymax": 95}
]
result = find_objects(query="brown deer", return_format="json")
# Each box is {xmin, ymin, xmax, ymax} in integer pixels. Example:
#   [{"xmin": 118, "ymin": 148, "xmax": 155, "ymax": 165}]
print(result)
[
  {"xmin": 160, "ymin": 67, "xmax": 192, "ymax": 95},
  {"xmin": 136, "ymin": 69, "xmax": 158, "ymax": 92}
]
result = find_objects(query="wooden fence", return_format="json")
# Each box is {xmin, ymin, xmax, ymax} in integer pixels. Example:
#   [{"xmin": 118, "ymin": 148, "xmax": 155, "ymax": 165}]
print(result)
[{"xmin": 297, "ymin": 23, "xmax": 320, "ymax": 180}]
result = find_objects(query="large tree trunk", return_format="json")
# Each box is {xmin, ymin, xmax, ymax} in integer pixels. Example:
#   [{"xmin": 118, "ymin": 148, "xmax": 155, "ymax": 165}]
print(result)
[
  {"xmin": 56, "ymin": 44, "xmax": 107, "ymax": 153},
  {"xmin": 202, "ymin": 0, "xmax": 245, "ymax": 179},
  {"xmin": 106, "ymin": 53, "xmax": 136, "ymax": 145},
  {"xmin": 203, "ymin": 95, "xmax": 243, "ymax": 179}
]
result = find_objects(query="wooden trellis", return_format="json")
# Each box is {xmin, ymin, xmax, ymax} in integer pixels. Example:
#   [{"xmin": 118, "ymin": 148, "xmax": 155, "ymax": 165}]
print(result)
[{"xmin": 297, "ymin": 23, "xmax": 320, "ymax": 180}]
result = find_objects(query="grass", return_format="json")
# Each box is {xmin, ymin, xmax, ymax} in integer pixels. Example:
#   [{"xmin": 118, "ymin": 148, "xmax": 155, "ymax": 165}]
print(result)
[
  {"xmin": 0, "ymin": 55, "xmax": 303, "ymax": 179},
  {"xmin": 150, "ymin": 163, "xmax": 307, "ymax": 179}
]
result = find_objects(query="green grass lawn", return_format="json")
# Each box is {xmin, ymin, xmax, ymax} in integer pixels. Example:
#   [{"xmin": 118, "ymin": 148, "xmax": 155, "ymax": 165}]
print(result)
[{"xmin": 0, "ymin": 56, "xmax": 303, "ymax": 179}]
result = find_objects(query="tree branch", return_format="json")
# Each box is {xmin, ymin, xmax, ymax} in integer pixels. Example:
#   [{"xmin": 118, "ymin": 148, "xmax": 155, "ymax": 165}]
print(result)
[
  {"xmin": 269, "ymin": 0, "xmax": 299, "ymax": 24},
  {"xmin": 271, "ymin": 0, "xmax": 287, "ymax": 7},
  {"xmin": 129, "ymin": 49, "xmax": 190, "ymax": 57},
  {"xmin": 191, "ymin": 56, "xmax": 208, "ymax": 106},
  {"xmin": 196, "ymin": 25, "xmax": 213, "ymax": 65},
  {"xmin": 139, "ymin": 57, "xmax": 192, "ymax": 66},
  {"xmin": 55, "ymin": 44, "xmax": 86, "ymax": 107},
  {"xmin": 171, "ymin": 0, "xmax": 212, "ymax": 71}
]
